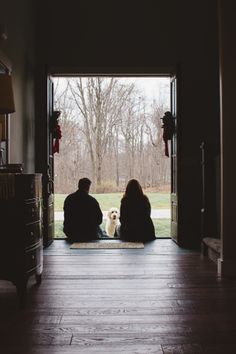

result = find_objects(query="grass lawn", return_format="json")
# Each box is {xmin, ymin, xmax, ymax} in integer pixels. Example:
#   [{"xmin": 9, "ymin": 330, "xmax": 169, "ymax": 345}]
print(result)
[
  {"xmin": 54, "ymin": 192, "xmax": 171, "ymax": 239},
  {"xmin": 54, "ymin": 218, "xmax": 171, "ymax": 239},
  {"xmin": 54, "ymin": 192, "xmax": 170, "ymax": 211}
]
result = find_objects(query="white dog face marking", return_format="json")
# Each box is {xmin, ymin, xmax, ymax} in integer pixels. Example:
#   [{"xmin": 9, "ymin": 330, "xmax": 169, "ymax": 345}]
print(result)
[{"xmin": 110, "ymin": 209, "xmax": 119, "ymax": 220}]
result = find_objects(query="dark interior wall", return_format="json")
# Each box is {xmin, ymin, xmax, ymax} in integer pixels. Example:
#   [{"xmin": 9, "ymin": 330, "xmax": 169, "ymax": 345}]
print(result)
[
  {"xmin": 35, "ymin": 0, "xmax": 219, "ymax": 247},
  {"xmin": 36, "ymin": 0, "xmax": 177, "ymax": 68},
  {"xmin": 176, "ymin": 2, "xmax": 220, "ymax": 245},
  {"xmin": 0, "ymin": 0, "xmax": 35, "ymax": 172}
]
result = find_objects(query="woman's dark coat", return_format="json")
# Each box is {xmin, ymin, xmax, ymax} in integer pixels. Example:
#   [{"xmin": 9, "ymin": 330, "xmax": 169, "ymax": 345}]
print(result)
[{"xmin": 119, "ymin": 194, "xmax": 156, "ymax": 242}]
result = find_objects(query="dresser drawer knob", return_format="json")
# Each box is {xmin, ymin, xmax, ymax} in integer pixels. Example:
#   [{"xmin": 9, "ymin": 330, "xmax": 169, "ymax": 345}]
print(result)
[
  {"xmin": 31, "ymin": 254, "xmax": 35, "ymax": 260},
  {"xmin": 30, "ymin": 231, "xmax": 34, "ymax": 236}
]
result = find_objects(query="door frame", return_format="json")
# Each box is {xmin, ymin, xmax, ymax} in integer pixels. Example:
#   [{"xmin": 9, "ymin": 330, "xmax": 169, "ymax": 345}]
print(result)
[
  {"xmin": 170, "ymin": 75, "xmax": 179, "ymax": 244},
  {"xmin": 41, "ymin": 76, "xmax": 55, "ymax": 247},
  {"xmin": 0, "ymin": 59, "xmax": 12, "ymax": 165},
  {"xmin": 37, "ymin": 66, "xmax": 180, "ymax": 246}
]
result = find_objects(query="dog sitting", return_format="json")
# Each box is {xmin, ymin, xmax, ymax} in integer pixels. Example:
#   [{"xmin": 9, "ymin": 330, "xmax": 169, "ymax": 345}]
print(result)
[{"xmin": 105, "ymin": 207, "xmax": 120, "ymax": 237}]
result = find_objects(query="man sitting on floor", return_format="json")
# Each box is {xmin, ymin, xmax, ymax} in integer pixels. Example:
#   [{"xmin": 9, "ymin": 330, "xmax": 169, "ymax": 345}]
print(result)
[{"xmin": 63, "ymin": 177, "xmax": 103, "ymax": 242}]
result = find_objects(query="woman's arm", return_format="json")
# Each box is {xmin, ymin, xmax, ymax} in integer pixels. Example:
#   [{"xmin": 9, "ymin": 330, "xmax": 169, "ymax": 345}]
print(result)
[
  {"xmin": 119, "ymin": 198, "xmax": 126, "ymax": 223},
  {"xmin": 144, "ymin": 196, "xmax": 151, "ymax": 215}
]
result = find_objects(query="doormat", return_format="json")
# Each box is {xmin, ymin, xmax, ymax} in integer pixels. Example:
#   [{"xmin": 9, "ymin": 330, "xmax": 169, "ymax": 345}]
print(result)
[{"xmin": 70, "ymin": 242, "xmax": 144, "ymax": 249}]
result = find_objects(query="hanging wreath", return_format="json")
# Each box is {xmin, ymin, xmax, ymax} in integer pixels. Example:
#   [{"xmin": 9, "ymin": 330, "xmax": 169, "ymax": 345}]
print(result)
[
  {"xmin": 160, "ymin": 111, "xmax": 175, "ymax": 157},
  {"xmin": 52, "ymin": 110, "xmax": 62, "ymax": 154}
]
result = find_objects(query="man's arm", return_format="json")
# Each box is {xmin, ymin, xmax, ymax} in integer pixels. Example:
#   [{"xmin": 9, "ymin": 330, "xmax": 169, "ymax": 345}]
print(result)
[
  {"xmin": 63, "ymin": 196, "xmax": 71, "ymax": 235},
  {"xmin": 92, "ymin": 199, "xmax": 103, "ymax": 225}
]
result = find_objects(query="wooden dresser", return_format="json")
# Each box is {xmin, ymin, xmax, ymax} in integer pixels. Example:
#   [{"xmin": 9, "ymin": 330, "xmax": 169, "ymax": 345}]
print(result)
[{"xmin": 0, "ymin": 173, "xmax": 43, "ymax": 306}]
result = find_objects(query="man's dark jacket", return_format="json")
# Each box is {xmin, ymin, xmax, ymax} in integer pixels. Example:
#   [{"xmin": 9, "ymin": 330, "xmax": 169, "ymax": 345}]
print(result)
[{"xmin": 63, "ymin": 189, "xmax": 103, "ymax": 241}]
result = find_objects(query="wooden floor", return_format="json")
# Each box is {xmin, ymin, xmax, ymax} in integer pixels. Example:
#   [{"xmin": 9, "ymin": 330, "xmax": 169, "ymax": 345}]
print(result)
[{"xmin": 1, "ymin": 239, "xmax": 236, "ymax": 353}]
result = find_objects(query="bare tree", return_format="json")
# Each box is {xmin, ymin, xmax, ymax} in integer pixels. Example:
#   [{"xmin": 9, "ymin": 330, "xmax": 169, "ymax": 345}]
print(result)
[
  {"xmin": 53, "ymin": 79, "xmax": 84, "ymax": 192},
  {"xmin": 53, "ymin": 77, "xmax": 171, "ymax": 193},
  {"xmin": 68, "ymin": 77, "xmax": 134, "ymax": 190},
  {"xmin": 119, "ymin": 95, "xmax": 146, "ymax": 183},
  {"xmin": 145, "ymin": 101, "xmax": 171, "ymax": 188}
]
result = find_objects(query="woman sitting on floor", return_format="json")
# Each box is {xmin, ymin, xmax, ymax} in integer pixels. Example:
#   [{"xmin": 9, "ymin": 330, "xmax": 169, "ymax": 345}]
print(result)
[{"xmin": 118, "ymin": 179, "xmax": 156, "ymax": 242}]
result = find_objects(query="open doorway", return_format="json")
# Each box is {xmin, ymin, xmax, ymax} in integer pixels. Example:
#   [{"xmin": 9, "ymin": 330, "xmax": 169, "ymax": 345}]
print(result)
[{"xmin": 52, "ymin": 76, "xmax": 171, "ymax": 239}]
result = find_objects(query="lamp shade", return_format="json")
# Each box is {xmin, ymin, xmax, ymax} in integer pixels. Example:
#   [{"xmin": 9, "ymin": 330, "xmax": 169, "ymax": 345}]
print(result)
[{"xmin": 0, "ymin": 73, "xmax": 15, "ymax": 114}]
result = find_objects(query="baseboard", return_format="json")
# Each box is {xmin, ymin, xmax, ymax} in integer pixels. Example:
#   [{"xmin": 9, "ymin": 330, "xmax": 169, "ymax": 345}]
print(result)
[
  {"xmin": 217, "ymin": 258, "xmax": 236, "ymax": 277},
  {"xmin": 202, "ymin": 238, "xmax": 221, "ymax": 263}
]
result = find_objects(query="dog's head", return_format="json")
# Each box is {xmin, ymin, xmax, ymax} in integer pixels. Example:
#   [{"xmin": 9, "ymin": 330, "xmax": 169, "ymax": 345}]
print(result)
[{"xmin": 107, "ymin": 207, "xmax": 120, "ymax": 220}]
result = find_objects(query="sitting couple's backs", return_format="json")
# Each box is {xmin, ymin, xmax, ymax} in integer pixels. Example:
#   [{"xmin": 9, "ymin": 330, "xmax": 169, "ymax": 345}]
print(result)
[{"xmin": 63, "ymin": 178, "xmax": 156, "ymax": 243}]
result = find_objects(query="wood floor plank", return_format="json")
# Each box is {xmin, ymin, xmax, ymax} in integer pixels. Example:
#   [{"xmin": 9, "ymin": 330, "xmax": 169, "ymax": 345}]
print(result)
[{"xmin": 1, "ymin": 239, "xmax": 236, "ymax": 354}]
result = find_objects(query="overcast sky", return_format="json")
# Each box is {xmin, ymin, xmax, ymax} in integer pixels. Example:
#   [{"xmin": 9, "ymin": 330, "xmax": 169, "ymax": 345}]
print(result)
[
  {"xmin": 54, "ymin": 76, "xmax": 170, "ymax": 110},
  {"xmin": 121, "ymin": 77, "xmax": 170, "ymax": 107}
]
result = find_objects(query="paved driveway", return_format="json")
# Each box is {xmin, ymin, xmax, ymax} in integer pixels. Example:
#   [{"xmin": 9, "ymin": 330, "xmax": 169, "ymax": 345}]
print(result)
[{"xmin": 55, "ymin": 209, "xmax": 170, "ymax": 221}]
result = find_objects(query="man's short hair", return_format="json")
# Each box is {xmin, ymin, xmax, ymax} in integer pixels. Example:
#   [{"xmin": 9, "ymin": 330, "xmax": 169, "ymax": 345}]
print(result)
[{"xmin": 78, "ymin": 178, "xmax": 91, "ymax": 190}]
